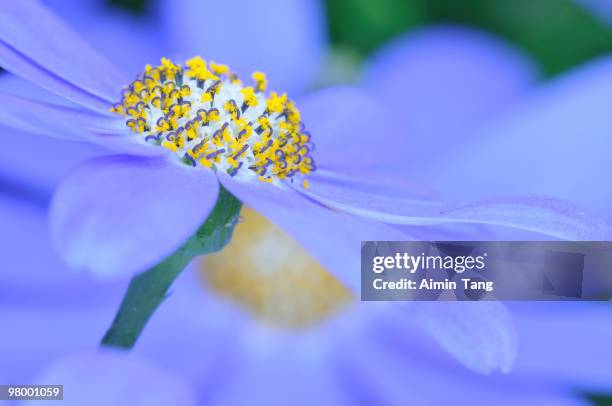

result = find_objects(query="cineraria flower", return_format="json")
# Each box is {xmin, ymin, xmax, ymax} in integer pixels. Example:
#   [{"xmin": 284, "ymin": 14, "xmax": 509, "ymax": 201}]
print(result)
[
  {"xmin": 1, "ymin": 0, "xmax": 611, "ymax": 378},
  {"xmin": 0, "ymin": 1, "xmax": 607, "ymax": 279}
]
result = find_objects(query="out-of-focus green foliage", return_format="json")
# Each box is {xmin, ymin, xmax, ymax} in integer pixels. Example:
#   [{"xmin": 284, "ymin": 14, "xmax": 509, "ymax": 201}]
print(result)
[
  {"xmin": 325, "ymin": 0, "xmax": 426, "ymax": 55},
  {"xmin": 423, "ymin": 0, "xmax": 612, "ymax": 76},
  {"xmin": 588, "ymin": 393, "xmax": 612, "ymax": 406},
  {"xmin": 109, "ymin": 0, "xmax": 148, "ymax": 13},
  {"xmin": 326, "ymin": 0, "xmax": 612, "ymax": 77}
]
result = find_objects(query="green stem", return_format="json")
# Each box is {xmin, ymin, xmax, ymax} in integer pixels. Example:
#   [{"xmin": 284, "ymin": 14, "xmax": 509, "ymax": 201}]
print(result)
[
  {"xmin": 101, "ymin": 185, "xmax": 242, "ymax": 349},
  {"xmin": 100, "ymin": 253, "xmax": 192, "ymax": 348}
]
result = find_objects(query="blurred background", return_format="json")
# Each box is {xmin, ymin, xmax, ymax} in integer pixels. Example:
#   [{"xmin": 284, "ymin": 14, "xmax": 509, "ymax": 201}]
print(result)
[
  {"xmin": 1, "ymin": 0, "xmax": 612, "ymax": 404},
  {"xmin": 111, "ymin": 0, "xmax": 612, "ymax": 78}
]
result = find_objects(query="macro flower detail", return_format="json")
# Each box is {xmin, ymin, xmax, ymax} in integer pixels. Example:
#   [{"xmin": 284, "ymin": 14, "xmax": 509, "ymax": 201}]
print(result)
[
  {"xmin": 1, "ymin": 0, "xmax": 611, "ymax": 379},
  {"xmin": 111, "ymin": 57, "xmax": 315, "ymax": 186}
]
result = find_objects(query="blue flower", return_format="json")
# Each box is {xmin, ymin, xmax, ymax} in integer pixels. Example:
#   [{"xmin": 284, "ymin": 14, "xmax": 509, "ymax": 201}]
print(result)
[
  {"xmin": 0, "ymin": 0, "xmax": 605, "ymax": 276},
  {"xmin": 0, "ymin": 0, "xmax": 610, "ymax": 388}
]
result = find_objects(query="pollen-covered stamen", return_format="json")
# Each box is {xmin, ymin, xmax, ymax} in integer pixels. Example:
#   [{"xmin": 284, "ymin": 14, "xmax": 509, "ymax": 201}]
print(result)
[{"xmin": 111, "ymin": 57, "xmax": 315, "ymax": 186}]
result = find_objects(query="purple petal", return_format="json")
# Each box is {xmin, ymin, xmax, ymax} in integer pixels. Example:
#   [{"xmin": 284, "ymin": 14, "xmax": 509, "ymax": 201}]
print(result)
[
  {"xmin": 297, "ymin": 86, "xmax": 402, "ymax": 176},
  {"xmin": 49, "ymin": 155, "xmax": 219, "ymax": 277},
  {"xmin": 0, "ymin": 71, "xmax": 77, "ymax": 106},
  {"xmin": 0, "ymin": 194, "xmax": 125, "ymax": 305},
  {"xmin": 421, "ymin": 55, "xmax": 612, "ymax": 226},
  {"xmin": 0, "ymin": 305, "xmax": 120, "ymax": 384},
  {"xmin": 0, "ymin": 126, "xmax": 103, "ymax": 196},
  {"xmin": 44, "ymin": 0, "xmax": 166, "ymax": 77},
  {"xmin": 158, "ymin": 0, "xmax": 326, "ymax": 95},
  {"xmin": 396, "ymin": 302, "xmax": 517, "ymax": 373},
  {"xmin": 31, "ymin": 351, "xmax": 196, "ymax": 406},
  {"xmin": 0, "ymin": 91, "xmax": 128, "ymax": 140},
  {"xmin": 0, "ymin": 40, "xmax": 112, "ymax": 112},
  {"xmin": 511, "ymin": 302, "xmax": 612, "ymax": 392},
  {"xmin": 301, "ymin": 176, "xmax": 611, "ymax": 240},
  {"xmin": 219, "ymin": 175, "xmax": 408, "ymax": 292},
  {"xmin": 362, "ymin": 26, "xmax": 537, "ymax": 173},
  {"xmin": 341, "ymin": 316, "xmax": 583, "ymax": 405},
  {"xmin": 0, "ymin": 0, "xmax": 126, "ymax": 110},
  {"xmin": 0, "ymin": 74, "xmax": 164, "ymax": 161}
]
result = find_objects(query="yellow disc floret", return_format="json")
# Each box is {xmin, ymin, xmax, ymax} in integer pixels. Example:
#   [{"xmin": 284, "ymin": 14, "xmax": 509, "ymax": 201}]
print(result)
[
  {"xmin": 203, "ymin": 208, "xmax": 352, "ymax": 328},
  {"xmin": 110, "ymin": 57, "xmax": 316, "ymax": 185}
]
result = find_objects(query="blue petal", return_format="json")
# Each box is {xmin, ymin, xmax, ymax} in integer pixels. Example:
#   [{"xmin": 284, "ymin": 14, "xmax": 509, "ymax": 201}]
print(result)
[
  {"xmin": 49, "ymin": 155, "xmax": 219, "ymax": 277},
  {"xmin": 395, "ymin": 302, "xmax": 517, "ymax": 373},
  {"xmin": 44, "ymin": 0, "xmax": 166, "ymax": 77},
  {"xmin": 0, "ymin": 0, "xmax": 126, "ymax": 110},
  {"xmin": 0, "ymin": 74, "xmax": 162, "ymax": 178},
  {"xmin": 301, "ymin": 175, "xmax": 611, "ymax": 240},
  {"xmin": 0, "ymin": 305, "xmax": 119, "ymax": 384},
  {"xmin": 219, "ymin": 175, "xmax": 407, "ymax": 292},
  {"xmin": 297, "ymin": 86, "xmax": 404, "ymax": 177},
  {"xmin": 0, "ymin": 194, "xmax": 125, "ymax": 305},
  {"xmin": 341, "ymin": 313, "xmax": 585, "ymax": 405},
  {"xmin": 0, "ymin": 41, "xmax": 112, "ymax": 112},
  {"xmin": 362, "ymin": 25, "xmax": 537, "ymax": 174},
  {"xmin": 30, "ymin": 351, "xmax": 197, "ymax": 406},
  {"xmin": 0, "ymin": 126, "xmax": 101, "ymax": 198},
  {"xmin": 0, "ymin": 91, "xmax": 128, "ymax": 140},
  {"xmin": 0, "ymin": 71, "xmax": 77, "ymax": 106},
  {"xmin": 158, "ymin": 0, "xmax": 327, "ymax": 94},
  {"xmin": 420, "ymin": 55, "xmax": 612, "ymax": 225},
  {"xmin": 0, "ymin": 90, "xmax": 162, "ymax": 156},
  {"xmin": 511, "ymin": 302, "xmax": 612, "ymax": 392}
]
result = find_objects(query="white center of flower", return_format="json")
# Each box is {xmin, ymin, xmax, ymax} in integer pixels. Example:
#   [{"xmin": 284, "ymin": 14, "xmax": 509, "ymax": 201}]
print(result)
[{"xmin": 111, "ymin": 57, "xmax": 315, "ymax": 187}]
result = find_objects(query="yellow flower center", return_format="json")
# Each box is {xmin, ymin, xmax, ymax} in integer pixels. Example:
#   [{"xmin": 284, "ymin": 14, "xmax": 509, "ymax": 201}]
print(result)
[
  {"xmin": 111, "ymin": 57, "xmax": 315, "ymax": 187},
  {"xmin": 200, "ymin": 208, "xmax": 353, "ymax": 329}
]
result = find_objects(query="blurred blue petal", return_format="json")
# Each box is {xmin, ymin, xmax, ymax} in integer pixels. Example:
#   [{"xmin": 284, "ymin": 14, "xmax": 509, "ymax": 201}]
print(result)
[
  {"xmin": 340, "ymin": 322, "xmax": 587, "ymax": 406},
  {"xmin": 0, "ymin": 126, "xmax": 102, "ymax": 197},
  {"xmin": 158, "ymin": 0, "xmax": 327, "ymax": 94},
  {"xmin": 511, "ymin": 303, "xmax": 612, "ymax": 392},
  {"xmin": 397, "ymin": 302, "xmax": 517, "ymax": 373},
  {"xmin": 422, "ymin": 55, "xmax": 612, "ymax": 223},
  {"xmin": 363, "ymin": 26, "xmax": 537, "ymax": 174},
  {"xmin": 0, "ymin": 194, "xmax": 125, "ymax": 304},
  {"xmin": 44, "ymin": 0, "xmax": 166, "ymax": 77},
  {"xmin": 49, "ymin": 155, "xmax": 219, "ymax": 277},
  {"xmin": 0, "ymin": 306, "xmax": 117, "ymax": 385},
  {"xmin": 297, "ymin": 86, "xmax": 402, "ymax": 174},
  {"xmin": 220, "ymin": 175, "xmax": 407, "ymax": 292},
  {"xmin": 135, "ymin": 276, "xmax": 590, "ymax": 405},
  {"xmin": 27, "ymin": 351, "xmax": 196, "ymax": 406},
  {"xmin": 0, "ymin": 0, "xmax": 126, "ymax": 109}
]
